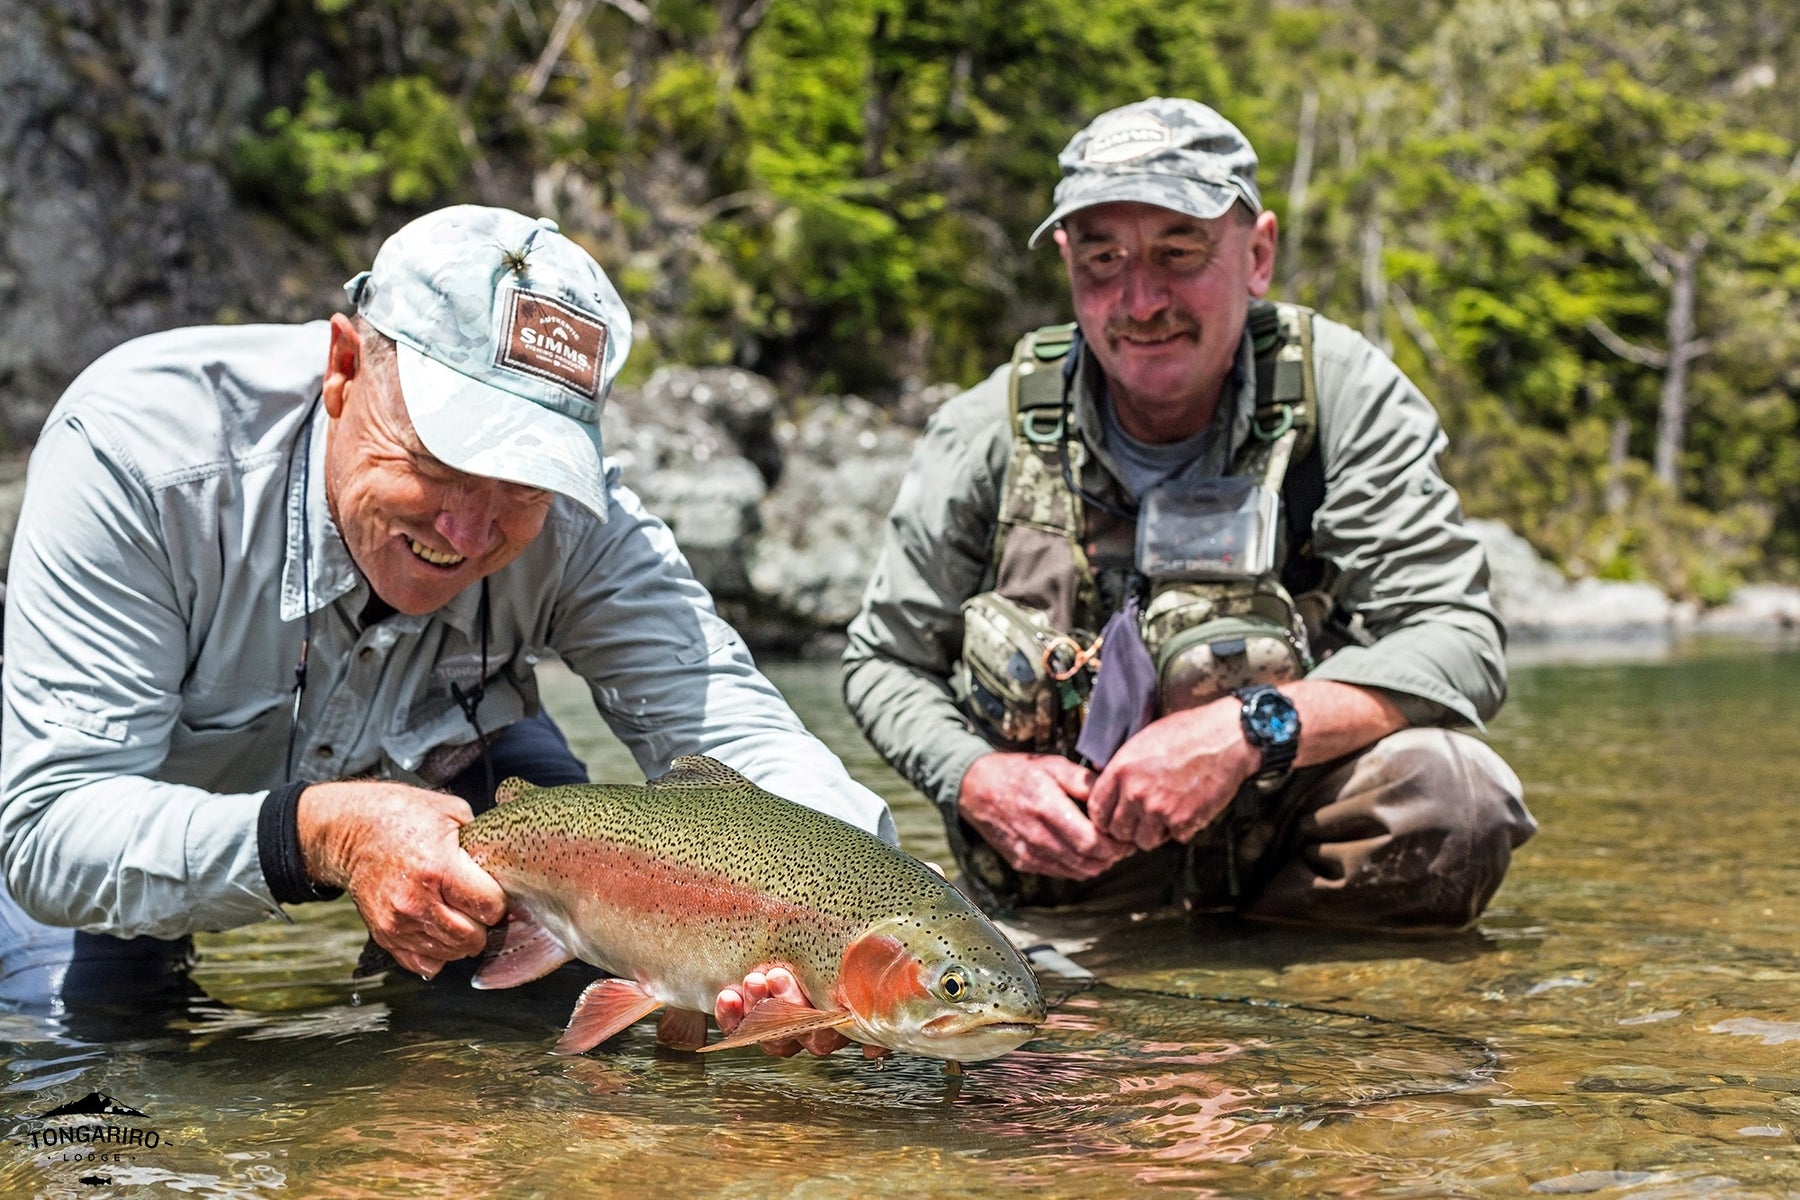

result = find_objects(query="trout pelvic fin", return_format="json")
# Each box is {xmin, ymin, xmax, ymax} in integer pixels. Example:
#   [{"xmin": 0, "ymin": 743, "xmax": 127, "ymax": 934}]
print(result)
[
  {"xmin": 696, "ymin": 998, "xmax": 855, "ymax": 1054},
  {"xmin": 656, "ymin": 1007, "xmax": 709, "ymax": 1051},
  {"xmin": 471, "ymin": 910, "xmax": 575, "ymax": 990},
  {"xmin": 554, "ymin": 977, "xmax": 662, "ymax": 1055},
  {"xmin": 648, "ymin": 755, "xmax": 752, "ymax": 790}
]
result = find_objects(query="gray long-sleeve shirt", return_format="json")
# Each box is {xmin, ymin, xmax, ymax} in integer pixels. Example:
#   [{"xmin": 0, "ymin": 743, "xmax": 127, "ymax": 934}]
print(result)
[
  {"xmin": 843, "ymin": 313, "xmax": 1506, "ymax": 816},
  {"xmin": 1, "ymin": 322, "xmax": 894, "ymax": 939}
]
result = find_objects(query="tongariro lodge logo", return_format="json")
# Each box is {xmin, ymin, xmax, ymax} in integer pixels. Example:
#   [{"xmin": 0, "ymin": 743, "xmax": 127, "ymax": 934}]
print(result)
[
  {"xmin": 36, "ymin": 1093, "xmax": 145, "ymax": 1120},
  {"xmin": 16, "ymin": 1090, "xmax": 166, "ymax": 1173}
]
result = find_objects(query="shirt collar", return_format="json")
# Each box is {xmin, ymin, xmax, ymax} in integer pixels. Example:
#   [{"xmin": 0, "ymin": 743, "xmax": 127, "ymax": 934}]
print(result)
[
  {"xmin": 1220, "ymin": 322, "xmax": 1258, "ymax": 464},
  {"xmin": 281, "ymin": 401, "xmax": 357, "ymax": 623}
]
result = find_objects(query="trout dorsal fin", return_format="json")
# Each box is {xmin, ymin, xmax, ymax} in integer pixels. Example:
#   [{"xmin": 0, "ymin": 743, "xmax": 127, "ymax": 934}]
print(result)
[
  {"xmin": 649, "ymin": 755, "xmax": 752, "ymax": 790},
  {"xmin": 493, "ymin": 777, "xmax": 534, "ymax": 805}
]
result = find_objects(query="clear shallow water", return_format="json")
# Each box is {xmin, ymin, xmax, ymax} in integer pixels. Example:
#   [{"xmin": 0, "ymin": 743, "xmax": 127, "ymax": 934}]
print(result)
[{"xmin": 3, "ymin": 638, "xmax": 1798, "ymax": 1197}]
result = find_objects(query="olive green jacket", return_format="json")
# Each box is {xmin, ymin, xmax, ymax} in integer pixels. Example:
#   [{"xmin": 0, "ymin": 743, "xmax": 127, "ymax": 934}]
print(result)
[{"xmin": 842, "ymin": 313, "xmax": 1506, "ymax": 816}]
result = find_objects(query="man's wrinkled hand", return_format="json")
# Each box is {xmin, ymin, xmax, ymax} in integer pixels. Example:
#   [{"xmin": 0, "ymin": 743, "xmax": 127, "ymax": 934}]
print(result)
[
  {"xmin": 714, "ymin": 966, "xmax": 885, "ymax": 1059},
  {"xmin": 1087, "ymin": 703, "xmax": 1257, "ymax": 850},
  {"xmin": 298, "ymin": 781, "xmax": 506, "ymax": 980},
  {"xmin": 958, "ymin": 752, "xmax": 1135, "ymax": 880}
]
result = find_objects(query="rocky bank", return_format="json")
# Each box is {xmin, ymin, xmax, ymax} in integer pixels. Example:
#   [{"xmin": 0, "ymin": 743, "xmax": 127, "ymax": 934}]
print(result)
[{"xmin": 1, "ymin": 363, "xmax": 1795, "ymax": 655}]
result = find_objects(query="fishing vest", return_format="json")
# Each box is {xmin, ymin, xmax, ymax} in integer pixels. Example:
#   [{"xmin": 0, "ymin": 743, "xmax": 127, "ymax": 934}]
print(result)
[{"xmin": 954, "ymin": 300, "xmax": 1333, "ymax": 758}]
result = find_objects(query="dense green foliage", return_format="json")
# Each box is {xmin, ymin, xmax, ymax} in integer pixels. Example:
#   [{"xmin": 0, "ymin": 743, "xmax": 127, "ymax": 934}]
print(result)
[{"xmin": 232, "ymin": 0, "xmax": 1800, "ymax": 593}]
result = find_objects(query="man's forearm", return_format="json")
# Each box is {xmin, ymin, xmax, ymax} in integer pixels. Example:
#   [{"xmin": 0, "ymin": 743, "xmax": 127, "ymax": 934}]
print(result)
[
  {"xmin": 842, "ymin": 653, "xmax": 993, "ymax": 814},
  {"xmin": 0, "ymin": 777, "xmax": 277, "ymax": 938},
  {"xmin": 1284, "ymin": 679, "xmax": 1411, "ymax": 769}
]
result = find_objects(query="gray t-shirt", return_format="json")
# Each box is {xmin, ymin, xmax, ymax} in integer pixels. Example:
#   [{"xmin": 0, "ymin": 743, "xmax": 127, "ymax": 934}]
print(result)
[{"xmin": 1098, "ymin": 390, "xmax": 1221, "ymax": 500}]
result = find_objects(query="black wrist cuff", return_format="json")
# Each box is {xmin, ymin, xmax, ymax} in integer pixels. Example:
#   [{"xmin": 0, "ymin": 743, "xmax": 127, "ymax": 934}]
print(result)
[{"xmin": 258, "ymin": 782, "xmax": 343, "ymax": 905}]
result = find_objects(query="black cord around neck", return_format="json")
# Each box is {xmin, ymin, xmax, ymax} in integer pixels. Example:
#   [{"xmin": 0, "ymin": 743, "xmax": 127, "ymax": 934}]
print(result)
[{"xmin": 449, "ymin": 578, "xmax": 494, "ymax": 799}]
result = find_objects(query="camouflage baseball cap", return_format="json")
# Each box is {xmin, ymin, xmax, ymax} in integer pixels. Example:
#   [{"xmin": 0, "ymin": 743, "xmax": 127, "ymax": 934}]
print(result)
[
  {"xmin": 1028, "ymin": 97, "xmax": 1262, "ymax": 248},
  {"xmin": 343, "ymin": 205, "xmax": 632, "ymax": 520}
]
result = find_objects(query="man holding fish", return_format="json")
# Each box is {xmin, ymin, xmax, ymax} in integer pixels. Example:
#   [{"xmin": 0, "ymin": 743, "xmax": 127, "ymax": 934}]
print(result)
[
  {"xmin": 0, "ymin": 206, "xmax": 901, "ymax": 1052},
  {"xmin": 845, "ymin": 98, "xmax": 1538, "ymax": 929}
]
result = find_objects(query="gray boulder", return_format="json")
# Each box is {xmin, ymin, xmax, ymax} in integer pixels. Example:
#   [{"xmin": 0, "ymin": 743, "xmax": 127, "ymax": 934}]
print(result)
[
  {"xmin": 1697, "ymin": 583, "xmax": 1800, "ymax": 634},
  {"xmin": 600, "ymin": 366, "xmax": 777, "ymax": 599},
  {"xmin": 747, "ymin": 395, "xmax": 923, "ymax": 643},
  {"xmin": 1466, "ymin": 519, "xmax": 1692, "ymax": 638}
]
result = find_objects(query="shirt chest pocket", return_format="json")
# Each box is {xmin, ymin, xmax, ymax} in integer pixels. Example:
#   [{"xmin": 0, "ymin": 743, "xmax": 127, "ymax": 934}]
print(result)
[{"xmin": 380, "ymin": 661, "xmax": 530, "ymax": 785}]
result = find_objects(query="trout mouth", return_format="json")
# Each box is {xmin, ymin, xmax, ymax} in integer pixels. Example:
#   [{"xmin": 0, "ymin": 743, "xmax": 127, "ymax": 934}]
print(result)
[{"xmin": 920, "ymin": 1013, "xmax": 1042, "ymax": 1039}]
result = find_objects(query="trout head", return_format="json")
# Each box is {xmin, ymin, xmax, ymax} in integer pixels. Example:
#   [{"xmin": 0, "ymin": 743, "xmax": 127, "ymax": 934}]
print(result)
[{"xmin": 830, "ymin": 915, "xmax": 1046, "ymax": 1062}]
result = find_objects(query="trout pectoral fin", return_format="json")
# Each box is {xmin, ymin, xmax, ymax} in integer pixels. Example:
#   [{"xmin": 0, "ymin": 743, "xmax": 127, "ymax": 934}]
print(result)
[
  {"xmin": 696, "ymin": 998, "xmax": 855, "ymax": 1053},
  {"xmin": 656, "ymin": 1007, "xmax": 709, "ymax": 1051},
  {"xmin": 471, "ymin": 911, "xmax": 576, "ymax": 990},
  {"xmin": 554, "ymin": 977, "xmax": 662, "ymax": 1055},
  {"xmin": 351, "ymin": 936, "xmax": 397, "ymax": 983}
]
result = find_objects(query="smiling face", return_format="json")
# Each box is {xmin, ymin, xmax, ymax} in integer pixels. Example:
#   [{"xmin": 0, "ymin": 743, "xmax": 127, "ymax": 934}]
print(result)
[
  {"xmin": 321, "ymin": 315, "xmax": 555, "ymax": 615},
  {"xmin": 1055, "ymin": 200, "xmax": 1277, "ymax": 444}
]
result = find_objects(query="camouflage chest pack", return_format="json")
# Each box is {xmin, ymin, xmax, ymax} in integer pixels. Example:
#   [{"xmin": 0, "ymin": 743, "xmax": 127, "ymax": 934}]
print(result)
[{"xmin": 954, "ymin": 300, "xmax": 1331, "ymax": 758}]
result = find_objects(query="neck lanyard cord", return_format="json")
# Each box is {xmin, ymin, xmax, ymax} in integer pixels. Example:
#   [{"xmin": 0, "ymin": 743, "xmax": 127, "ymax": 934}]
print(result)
[{"xmin": 449, "ymin": 579, "xmax": 494, "ymax": 800}]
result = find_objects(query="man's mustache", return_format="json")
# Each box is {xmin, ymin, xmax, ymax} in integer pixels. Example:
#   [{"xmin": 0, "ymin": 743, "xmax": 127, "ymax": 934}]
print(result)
[{"xmin": 1105, "ymin": 316, "xmax": 1198, "ymax": 341}]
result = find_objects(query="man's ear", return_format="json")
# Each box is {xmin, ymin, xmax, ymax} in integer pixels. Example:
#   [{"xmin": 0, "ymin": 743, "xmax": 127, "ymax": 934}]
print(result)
[
  {"xmin": 323, "ymin": 313, "xmax": 362, "ymax": 419},
  {"xmin": 1246, "ymin": 209, "xmax": 1279, "ymax": 299}
]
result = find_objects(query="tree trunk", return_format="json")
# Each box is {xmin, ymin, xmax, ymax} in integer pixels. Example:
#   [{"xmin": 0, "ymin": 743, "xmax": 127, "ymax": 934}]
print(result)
[
  {"xmin": 1360, "ymin": 207, "xmax": 1388, "ymax": 353},
  {"xmin": 1607, "ymin": 415, "xmax": 1631, "ymax": 515},
  {"xmin": 1281, "ymin": 87, "xmax": 1319, "ymax": 296},
  {"xmin": 1653, "ymin": 231, "xmax": 1709, "ymax": 489}
]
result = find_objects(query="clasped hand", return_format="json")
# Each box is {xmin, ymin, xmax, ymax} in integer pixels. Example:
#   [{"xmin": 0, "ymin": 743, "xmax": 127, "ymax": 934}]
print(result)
[{"xmin": 960, "ymin": 700, "xmax": 1258, "ymax": 878}]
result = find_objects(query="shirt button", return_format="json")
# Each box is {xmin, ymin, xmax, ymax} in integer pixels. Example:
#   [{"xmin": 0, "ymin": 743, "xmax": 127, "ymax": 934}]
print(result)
[
  {"xmin": 315, "ymin": 745, "xmax": 334, "ymax": 758},
  {"xmin": 358, "ymin": 647, "xmax": 374, "ymax": 661}
]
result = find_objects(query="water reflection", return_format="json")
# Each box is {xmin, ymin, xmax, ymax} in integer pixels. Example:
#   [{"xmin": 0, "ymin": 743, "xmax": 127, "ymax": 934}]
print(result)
[{"xmin": 0, "ymin": 643, "xmax": 1797, "ymax": 1195}]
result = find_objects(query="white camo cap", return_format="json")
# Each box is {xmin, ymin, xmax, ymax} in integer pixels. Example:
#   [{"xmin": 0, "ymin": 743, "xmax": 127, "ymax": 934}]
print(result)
[{"xmin": 344, "ymin": 205, "xmax": 632, "ymax": 520}]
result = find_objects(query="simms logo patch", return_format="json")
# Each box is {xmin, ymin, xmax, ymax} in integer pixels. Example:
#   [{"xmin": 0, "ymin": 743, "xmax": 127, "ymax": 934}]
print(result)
[
  {"xmin": 1082, "ymin": 114, "xmax": 1174, "ymax": 164},
  {"xmin": 496, "ymin": 288, "xmax": 608, "ymax": 400}
]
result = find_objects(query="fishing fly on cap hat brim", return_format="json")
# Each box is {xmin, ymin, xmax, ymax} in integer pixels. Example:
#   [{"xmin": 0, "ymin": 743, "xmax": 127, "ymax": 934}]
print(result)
[
  {"xmin": 1028, "ymin": 97, "xmax": 1263, "ymax": 248},
  {"xmin": 345, "ymin": 204, "xmax": 633, "ymax": 521}
]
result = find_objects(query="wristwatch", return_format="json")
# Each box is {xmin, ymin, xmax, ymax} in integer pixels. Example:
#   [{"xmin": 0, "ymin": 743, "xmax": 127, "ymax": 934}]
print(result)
[{"xmin": 1234, "ymin": 685, "xmax": 1301, "ymax": 789}]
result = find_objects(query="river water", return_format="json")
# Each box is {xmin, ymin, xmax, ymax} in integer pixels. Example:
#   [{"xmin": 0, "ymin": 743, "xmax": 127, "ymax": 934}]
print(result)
[{"xmin": 2, "ymin": 638, "xmax": 1797, "ymax": 1197}]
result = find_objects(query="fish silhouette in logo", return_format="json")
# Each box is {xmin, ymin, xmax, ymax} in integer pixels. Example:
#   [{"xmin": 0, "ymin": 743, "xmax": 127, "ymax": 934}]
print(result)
[
  {"xmin": 79, "ymin": 1176, "xmax": 112, "ymax": 1187},
  {"xmin": 37, "ymin": 1092, "xmax": 145, "ymax": 1118}
]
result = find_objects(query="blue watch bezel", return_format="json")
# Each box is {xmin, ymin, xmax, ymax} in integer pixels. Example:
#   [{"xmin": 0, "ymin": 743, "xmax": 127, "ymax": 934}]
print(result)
[{"xmin": 1235, "ymin": 685, "xmax": 1300, "ymax": 784}]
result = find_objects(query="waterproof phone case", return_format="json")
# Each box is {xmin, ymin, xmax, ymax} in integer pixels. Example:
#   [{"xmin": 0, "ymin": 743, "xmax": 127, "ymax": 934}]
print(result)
[{"xmin": 1135, "ymin": 476, "xmax": 1280, "ymax": 580}]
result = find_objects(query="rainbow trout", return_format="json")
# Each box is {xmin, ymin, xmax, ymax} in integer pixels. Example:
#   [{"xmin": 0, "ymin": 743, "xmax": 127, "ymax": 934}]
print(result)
[{"xmin": 457, "ymin": 755, "xmax": 1046, "ymax": 1061}]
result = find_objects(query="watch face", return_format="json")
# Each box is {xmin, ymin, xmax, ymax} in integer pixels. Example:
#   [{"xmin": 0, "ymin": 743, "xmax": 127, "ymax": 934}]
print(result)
[{"xmin": 1247, "ymin": 692, "xmax": 1300, "ymax": 744}]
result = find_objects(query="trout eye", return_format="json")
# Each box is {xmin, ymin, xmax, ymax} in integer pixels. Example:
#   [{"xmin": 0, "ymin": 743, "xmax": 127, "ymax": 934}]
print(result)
[{"xmin": 937, "ymin": 967, "xmax": 970, "ymax": 1003}]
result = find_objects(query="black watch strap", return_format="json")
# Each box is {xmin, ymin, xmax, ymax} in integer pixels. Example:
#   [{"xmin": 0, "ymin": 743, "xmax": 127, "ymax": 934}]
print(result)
[{"xmin": 1236, "ymin": 685, "xmax": 1300, "ymax": 789}]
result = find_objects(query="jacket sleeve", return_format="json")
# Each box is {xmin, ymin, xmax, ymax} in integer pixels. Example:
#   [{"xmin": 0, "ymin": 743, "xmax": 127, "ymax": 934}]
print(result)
[
  {"xmin": 549, "ymin": 468, "xmax": 897, "ymax": 844},
  {"xmin": 1300, "ymin": 319, "xmax": 1508, "ymax": 728},
  {"xmin": 0, "ymin": 417, "xmax": 279, "ymax": 938},
  {"xmin": 841, "ymin": 375, "xmax": 1012, "ymax": 815}
]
